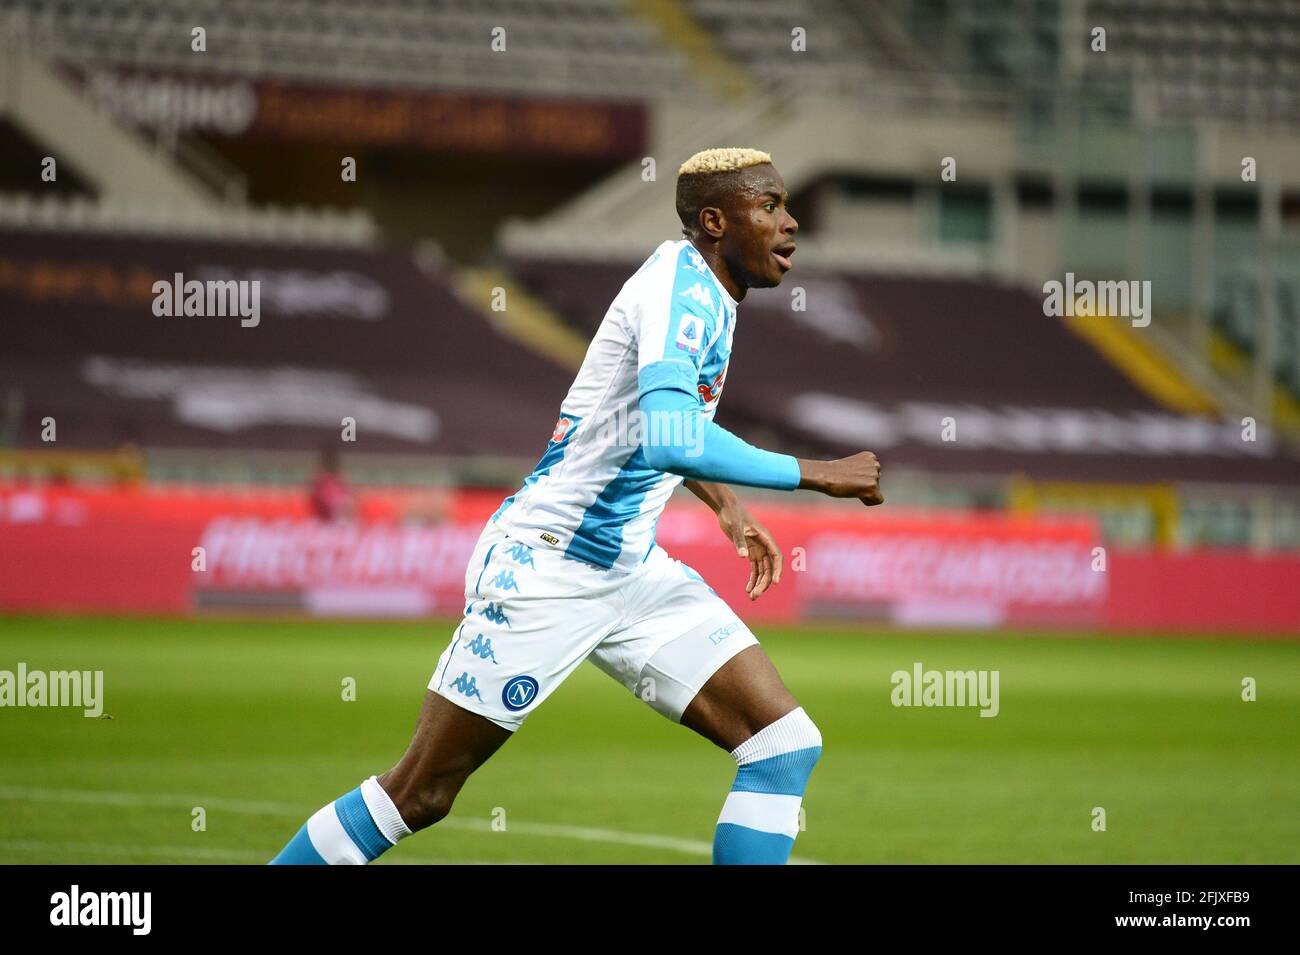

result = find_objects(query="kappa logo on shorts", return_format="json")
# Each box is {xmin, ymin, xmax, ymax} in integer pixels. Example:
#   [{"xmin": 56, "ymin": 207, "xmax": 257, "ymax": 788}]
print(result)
[
  {"xmin": 478, "ymin": 602, "xmax": 512, "ymax": 628},
  {"xmin": 464, "ymin": 632, "xmax": 499, "ymax": 664},
  {"xmin": 706, "ymin": 620, "xmax": 742, "ymax": 646},
  {"xmin": 488, "ymin": 569, "xmax": 520, "ymax": 593},
  {"xmin": 504, "ymin": 541, "xmax": 536, "ymax": 568},
  {"xmin": 502, "ymin": 675, "xmax": 539, "ymax": 711},
  {"xmin": 449, "ymin": 672, "xmax": 486, "ymax": 702}
]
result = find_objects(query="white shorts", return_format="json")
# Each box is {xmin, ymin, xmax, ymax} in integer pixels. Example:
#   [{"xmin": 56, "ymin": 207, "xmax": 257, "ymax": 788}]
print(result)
[{"xmin": 428, "ymin": 519, "xmax": 759, "ymax": 732}]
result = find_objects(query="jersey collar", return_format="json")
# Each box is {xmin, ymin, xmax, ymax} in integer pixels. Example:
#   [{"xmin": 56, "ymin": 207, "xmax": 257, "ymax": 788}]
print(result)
[{"xmin": 684, "ymin": 239, "xmax": 739, "ymax": 309}]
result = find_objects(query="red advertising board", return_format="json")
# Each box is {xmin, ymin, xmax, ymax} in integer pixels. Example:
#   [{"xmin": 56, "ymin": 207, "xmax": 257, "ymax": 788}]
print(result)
[{"xmin": 1, "ymin": 486, "xmax": 1296, "ymax": 634}]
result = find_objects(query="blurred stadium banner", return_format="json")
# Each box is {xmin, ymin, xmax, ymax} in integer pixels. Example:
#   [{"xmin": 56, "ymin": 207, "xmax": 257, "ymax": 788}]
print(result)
[
  {"xmin": 61, "ymin": 65, "xmax": 649, "ymax": 160},
  {"xmin": 3, "ymin": 484, "xmax": 1297, "ymax": 633}
]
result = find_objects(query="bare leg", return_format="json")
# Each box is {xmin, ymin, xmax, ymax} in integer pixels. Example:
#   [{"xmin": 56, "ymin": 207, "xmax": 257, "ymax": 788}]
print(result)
[
  {"xmin": 680, "ymin": 644, "xmax": 800, "ymax": 751},
  {"xmin": 378, "ymin": 689, "xmax": 514, "ymax": 832}
]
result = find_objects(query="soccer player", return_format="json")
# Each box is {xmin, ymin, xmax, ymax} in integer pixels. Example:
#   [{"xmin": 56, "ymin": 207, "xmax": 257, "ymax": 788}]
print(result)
[{"xmin": 270, "ymin": 147, "xmax": 883, "ymax": 865}]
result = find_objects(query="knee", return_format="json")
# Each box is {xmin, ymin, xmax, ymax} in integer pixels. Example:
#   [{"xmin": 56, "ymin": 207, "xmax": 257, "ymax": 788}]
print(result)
[
  {"xmin": 777, "ymin": 709, "xmax": 822, "ymax": 774},
  {"xmin": 732, "ymin": 707, "xmax": 823, "ymax": 791},
  {"xmin": 734, "ymin": 706, "xmax": 822, "ymax": 760}
]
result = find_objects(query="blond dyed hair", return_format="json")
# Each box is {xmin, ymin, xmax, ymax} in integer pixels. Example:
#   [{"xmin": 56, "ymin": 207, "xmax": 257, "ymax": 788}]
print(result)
[{"xmin": 677, "ymin": 147, "xmax": 772, "ymax": 177}]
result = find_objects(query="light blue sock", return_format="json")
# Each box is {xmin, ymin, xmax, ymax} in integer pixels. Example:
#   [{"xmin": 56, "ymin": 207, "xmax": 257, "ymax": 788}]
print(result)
[
  {"xmin": 713, "ymin": 708, "xmax": 822, "ymax": 865},
  {"xmin": 271, "ymin": 776, "xmax": 411, "ymax": 865}
]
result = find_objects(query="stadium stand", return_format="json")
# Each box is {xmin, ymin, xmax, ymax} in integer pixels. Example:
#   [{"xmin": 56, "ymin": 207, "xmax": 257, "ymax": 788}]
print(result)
[
  {"xmin": 510, "ymin": 256, "xmax": 1300, "ymax": 484},
  {"xmin": 0, "ymin": 228, "xmax": 573, "ymax": 456},
  {"xmin": 0, "ymin": 0, "xmax": 695, "ymax": 99},
  {"xmin": 878, "ymin": 0, "xmax": 1300, "ymax": 126},
  {"xmin": 1083, "ymin": 0, "xmax": 1300, "ymax": 126}
]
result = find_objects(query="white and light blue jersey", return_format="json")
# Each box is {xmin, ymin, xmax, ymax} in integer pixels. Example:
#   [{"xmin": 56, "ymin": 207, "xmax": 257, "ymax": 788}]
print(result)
[{"xmin": 492, "ymin": 238, "xmax": 738, "ymax": 574}]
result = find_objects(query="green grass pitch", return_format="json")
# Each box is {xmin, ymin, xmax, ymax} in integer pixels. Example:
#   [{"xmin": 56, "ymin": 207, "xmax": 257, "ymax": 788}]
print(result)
[{"xmin": 0, "ymin": 616, "xmax": 1296, "ymax": 864}]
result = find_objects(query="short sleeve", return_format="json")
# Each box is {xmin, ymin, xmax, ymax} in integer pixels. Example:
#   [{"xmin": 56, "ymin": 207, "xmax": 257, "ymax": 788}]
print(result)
[{"xmin": 636, "ymin": 248, "xmax": 718, "ymax": 399}]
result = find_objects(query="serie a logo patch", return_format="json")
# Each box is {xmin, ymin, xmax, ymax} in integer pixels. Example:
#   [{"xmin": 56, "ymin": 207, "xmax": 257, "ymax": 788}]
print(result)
[
  {"xmin": 539, "ymin": 532, "xmax": 559, "ymax": 545},
  {"xmin": 675, "ymin": 314, "xmax": 704, "ymax": 354}
]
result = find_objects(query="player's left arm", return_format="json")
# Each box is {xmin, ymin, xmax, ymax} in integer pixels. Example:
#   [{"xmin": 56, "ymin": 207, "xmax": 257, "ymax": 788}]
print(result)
[{"xmin": 683, "ymin": 479, "xmax": 783, "ymax": 601}]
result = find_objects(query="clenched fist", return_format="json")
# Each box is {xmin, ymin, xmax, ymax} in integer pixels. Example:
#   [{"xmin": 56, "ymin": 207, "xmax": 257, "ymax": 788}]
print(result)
[{"xmin": 796, "ymin": 451, "xmax": 884, "ymax": 506}]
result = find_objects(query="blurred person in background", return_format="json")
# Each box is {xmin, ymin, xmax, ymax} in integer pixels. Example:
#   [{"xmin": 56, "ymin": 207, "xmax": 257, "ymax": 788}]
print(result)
[{"xmin": 309, "ymin": 445, "xmax": 355, "ymax": 522}]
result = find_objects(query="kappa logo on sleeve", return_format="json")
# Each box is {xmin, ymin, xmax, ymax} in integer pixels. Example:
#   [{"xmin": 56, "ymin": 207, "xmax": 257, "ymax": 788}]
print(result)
[
  {"xmin": 679, "ymin": 281, "xmax": 714, "ymax": 309},
  {"xmin": 675, "ymin": 314, "xmax": 704, "ymax": 355}
]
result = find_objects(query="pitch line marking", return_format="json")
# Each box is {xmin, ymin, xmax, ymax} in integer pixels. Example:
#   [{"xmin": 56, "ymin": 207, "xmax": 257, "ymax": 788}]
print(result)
[
  {"xmin": 0, "ymin": 786, "xmax": 822, "ymax": 864},
  {"xmin": 0, "ymin": 839, "xmax": 531, "ymax": 865}
]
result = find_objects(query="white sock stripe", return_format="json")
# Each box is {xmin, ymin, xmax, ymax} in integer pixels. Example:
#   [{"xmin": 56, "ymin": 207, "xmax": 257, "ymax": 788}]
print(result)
[
  {"xmin": 361, "ymin": 776, "xmax": 411, "ymax": 845},
  {"xmin": 730, "ymin": 706, "xmax": 822, "ymax": 765},
  {"xmin": 717, "ymin": 791, "xmax": 802, "ymax": 839},
  {"xmin": 305, "ymin": 803, "xmax": 368, "ymax": 865}
]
